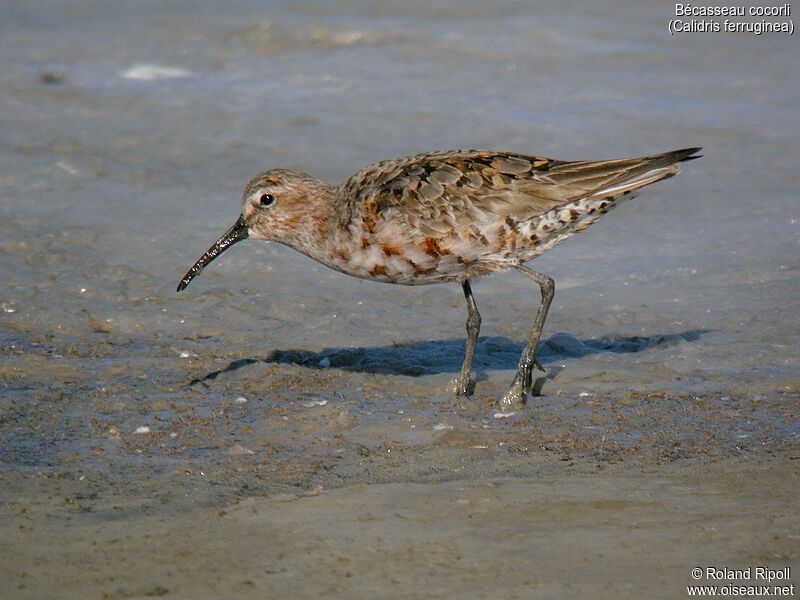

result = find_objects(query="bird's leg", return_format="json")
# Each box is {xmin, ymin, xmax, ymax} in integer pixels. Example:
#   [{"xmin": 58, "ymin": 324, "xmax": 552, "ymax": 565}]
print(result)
[
  {"xmin": 498, "ymin": 266, "xmax": 554, "ymax": 409},
  {"xmin": 456, "ymin": 279, "xmax": 481, "ymax": 397}
]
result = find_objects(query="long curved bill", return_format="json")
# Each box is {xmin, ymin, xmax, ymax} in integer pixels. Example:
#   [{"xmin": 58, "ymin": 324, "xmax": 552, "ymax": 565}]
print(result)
[{"xmin": 177, "ymin": 215, "xmax": 249, "ymax": 292}]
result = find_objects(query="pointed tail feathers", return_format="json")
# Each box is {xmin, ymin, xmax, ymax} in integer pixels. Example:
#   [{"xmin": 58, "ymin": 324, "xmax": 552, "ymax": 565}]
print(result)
[{"xmin": 586, "ymin": 147, "xmax": 702, "ymax": 199}]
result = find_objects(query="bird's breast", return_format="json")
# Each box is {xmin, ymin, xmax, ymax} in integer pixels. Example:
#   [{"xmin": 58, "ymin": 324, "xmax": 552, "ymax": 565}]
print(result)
[
  {"xmin": 324, "ymin": 219, "xmax": 444, "ymax": 285},
  {"xmin": 323, "ymin": 212, "xmax": 512, "ymax": 285}
]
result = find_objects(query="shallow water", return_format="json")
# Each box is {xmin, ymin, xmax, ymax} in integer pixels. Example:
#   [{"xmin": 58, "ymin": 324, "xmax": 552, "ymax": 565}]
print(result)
[
  {"xmin": 1, "ymin": 0, "xmax": 798, "ymax": 491},
  {"xmin": 2, "ymin": 3, "xmax": 799, "ymax": 597}
]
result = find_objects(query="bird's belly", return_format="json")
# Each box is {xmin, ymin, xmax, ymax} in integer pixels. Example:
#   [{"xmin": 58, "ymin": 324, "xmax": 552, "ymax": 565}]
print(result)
[
  {"xmin": 325, "ymin": 240, "xmax": 454, "ymax": 285},
  {"xmin": 325, "ymin": 224, "xmax": 509, "ymax": 285}
]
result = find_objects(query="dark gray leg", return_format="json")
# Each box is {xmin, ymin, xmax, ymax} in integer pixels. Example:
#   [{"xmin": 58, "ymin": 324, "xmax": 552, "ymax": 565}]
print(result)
[
  {"xmin": 456, "ymin": 279, "xmax": 481, "ymax": 397},
  {"xmin": 498, "ymin": 265, "xmax": 555, "ymax": 409}
]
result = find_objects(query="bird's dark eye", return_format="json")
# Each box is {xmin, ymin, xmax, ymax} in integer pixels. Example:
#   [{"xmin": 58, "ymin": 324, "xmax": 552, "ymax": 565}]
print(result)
[{"xmin": 259, "ymin": 193, "xmax": 275, "ymax": 207}]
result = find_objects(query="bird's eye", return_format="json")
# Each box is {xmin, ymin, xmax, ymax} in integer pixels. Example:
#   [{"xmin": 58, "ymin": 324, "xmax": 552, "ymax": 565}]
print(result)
[{"xmin": 259, "ymin": 193, "xmax": 275, "ymax": 207}]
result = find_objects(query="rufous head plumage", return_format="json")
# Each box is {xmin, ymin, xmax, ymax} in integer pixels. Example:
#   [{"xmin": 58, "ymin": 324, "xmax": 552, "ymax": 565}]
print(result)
[{"xmin": 177, "ymin": 169, "xmax": 333, "ymax": 292}]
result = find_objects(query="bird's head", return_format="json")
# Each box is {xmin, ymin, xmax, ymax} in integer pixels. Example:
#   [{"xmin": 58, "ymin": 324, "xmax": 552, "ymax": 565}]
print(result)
[{"xmin": 177, "ymin": 169, "xmax": 332, "ymax": 292}]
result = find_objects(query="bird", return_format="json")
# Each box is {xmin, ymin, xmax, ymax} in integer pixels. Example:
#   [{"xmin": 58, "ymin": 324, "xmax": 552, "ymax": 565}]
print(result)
[{"xmin": 177, "ymin": 147, "xmax": 701, "ymax": 408}]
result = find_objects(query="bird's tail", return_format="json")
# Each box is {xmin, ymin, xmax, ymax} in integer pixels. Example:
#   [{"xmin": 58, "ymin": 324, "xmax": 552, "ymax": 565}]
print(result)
[
  {"xmin": 583, "ymin": 147, "xmax": 702, "ymax": 200},
  {"xmin": 515, "ymin": 147, "xmax": 702, "ymax": 261}
]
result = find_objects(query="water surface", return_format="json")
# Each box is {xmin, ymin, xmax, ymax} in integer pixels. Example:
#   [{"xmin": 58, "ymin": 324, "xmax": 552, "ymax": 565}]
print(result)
[{"xmin": 1, "ymin": 0, "xmax": 798, "ymax": 484}]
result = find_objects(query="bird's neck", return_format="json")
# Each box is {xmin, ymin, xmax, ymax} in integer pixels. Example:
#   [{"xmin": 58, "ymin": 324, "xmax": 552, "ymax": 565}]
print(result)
[{"xmin": 276, "ymin": 178, "xmax": 338, "ymax": 262}]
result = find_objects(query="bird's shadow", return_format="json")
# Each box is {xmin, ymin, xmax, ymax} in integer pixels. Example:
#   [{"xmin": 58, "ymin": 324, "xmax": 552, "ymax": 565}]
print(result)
[{"xmin": 191, "ymin": 329, "xmax": 710, "ymax": 386}]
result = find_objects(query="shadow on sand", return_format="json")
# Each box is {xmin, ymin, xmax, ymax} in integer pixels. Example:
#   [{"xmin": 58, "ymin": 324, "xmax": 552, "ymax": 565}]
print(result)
[{"xmin": 191, "ymin": 330, "xmax": 710, "ymax": 386}]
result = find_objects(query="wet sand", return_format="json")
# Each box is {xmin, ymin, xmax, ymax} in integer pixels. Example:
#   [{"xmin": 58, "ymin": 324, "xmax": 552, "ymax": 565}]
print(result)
[
  {"xmin": 1, "ymin": 348, "xmax": 798, "ymax": 597},
  {"xmin": 2, "ymin": 452, "xmax": 798, "ymax": 599}
]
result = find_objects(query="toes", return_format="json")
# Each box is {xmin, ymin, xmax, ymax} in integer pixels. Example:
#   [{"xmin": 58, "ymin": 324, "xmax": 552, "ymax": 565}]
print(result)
[
  {"xmin": 498, "ymin": 377, "xmax": 527, "ymax": 409},
  {"xmin": 498, "ymin": 389, "xmax": 526, "ymax": 409},
  {"xmin": 453, "ymin": 378, "xmax": 475, "ymax": 397}
]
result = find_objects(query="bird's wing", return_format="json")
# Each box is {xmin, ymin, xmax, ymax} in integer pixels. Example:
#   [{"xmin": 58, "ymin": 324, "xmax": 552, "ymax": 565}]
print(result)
[{"xmin": 336, "ymin": 148, "xmax": 701, "ymax": 237}]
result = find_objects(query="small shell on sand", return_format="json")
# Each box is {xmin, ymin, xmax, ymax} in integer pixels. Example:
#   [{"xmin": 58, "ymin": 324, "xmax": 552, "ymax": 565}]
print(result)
[
  {"xmin": 303, "ymin": 399, "xmax": 328, "ymax": 407},
  {"xmin": 226, "ymin": 444, "xmax": 255, "ymax": 456},
  {"xmin": 493, "ymin": 412, "xmax": 517, "ymax": 419},
  {"xmin": 122, "ymin": 64, "xmax": 194, "ymax": 81}
]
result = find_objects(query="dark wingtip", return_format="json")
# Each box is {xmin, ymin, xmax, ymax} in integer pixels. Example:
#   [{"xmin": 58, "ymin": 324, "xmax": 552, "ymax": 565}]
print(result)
[
  {"xmin": 675, "ymin": 147, "xmax": 703, "ymax": 162},
  {"xmin": 176, "ymin": 280, "xmax": 188, "ymax": 293}
]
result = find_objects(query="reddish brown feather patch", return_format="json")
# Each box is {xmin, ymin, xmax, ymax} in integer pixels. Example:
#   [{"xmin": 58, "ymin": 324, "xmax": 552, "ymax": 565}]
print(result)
[
  {"xmin": 334, "ymin": 248, "xmax": 351, "ymax": 262},
  {"xmin": 370, "ymin": 264, "xmax": 388, "ymax": 277},
  {"xmin": 362, "ymin": 215, "xmax": 376, "ymax": 234},
  {"xmin": 506, "ymin": 228, "xmax": 517, "ymax": 251},
  {"xmin": 381, "ymin": 244, "xmax": 402, "ymax": 256},
  {"xmin": 422, "ymin": 237, "xmax": 450, "ymax": 257},
  {"xmin": 405, "ymin": 257, "xmax": 436, "ymax": 276}
]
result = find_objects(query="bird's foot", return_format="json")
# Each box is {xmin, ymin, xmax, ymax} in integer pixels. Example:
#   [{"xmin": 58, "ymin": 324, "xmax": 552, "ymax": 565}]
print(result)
[
  {"xmin": 497, "ymin": 373, "xmax": 528, "ymax": 410},
  {"xmin": 453, "ymin": 375, "xmax": 476, "ymax": 397}
]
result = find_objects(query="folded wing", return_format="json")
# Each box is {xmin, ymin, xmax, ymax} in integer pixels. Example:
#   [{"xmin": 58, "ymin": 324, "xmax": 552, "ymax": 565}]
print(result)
[{"xmin": 337, "ymin": 147, "xmax": 701, "ymax": 237}]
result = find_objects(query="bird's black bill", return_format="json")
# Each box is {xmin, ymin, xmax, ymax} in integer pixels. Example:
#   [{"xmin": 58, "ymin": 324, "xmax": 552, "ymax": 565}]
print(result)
[{"xmin": 176, "ymin": 215, "xmax": 249, "ymax": 292}]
